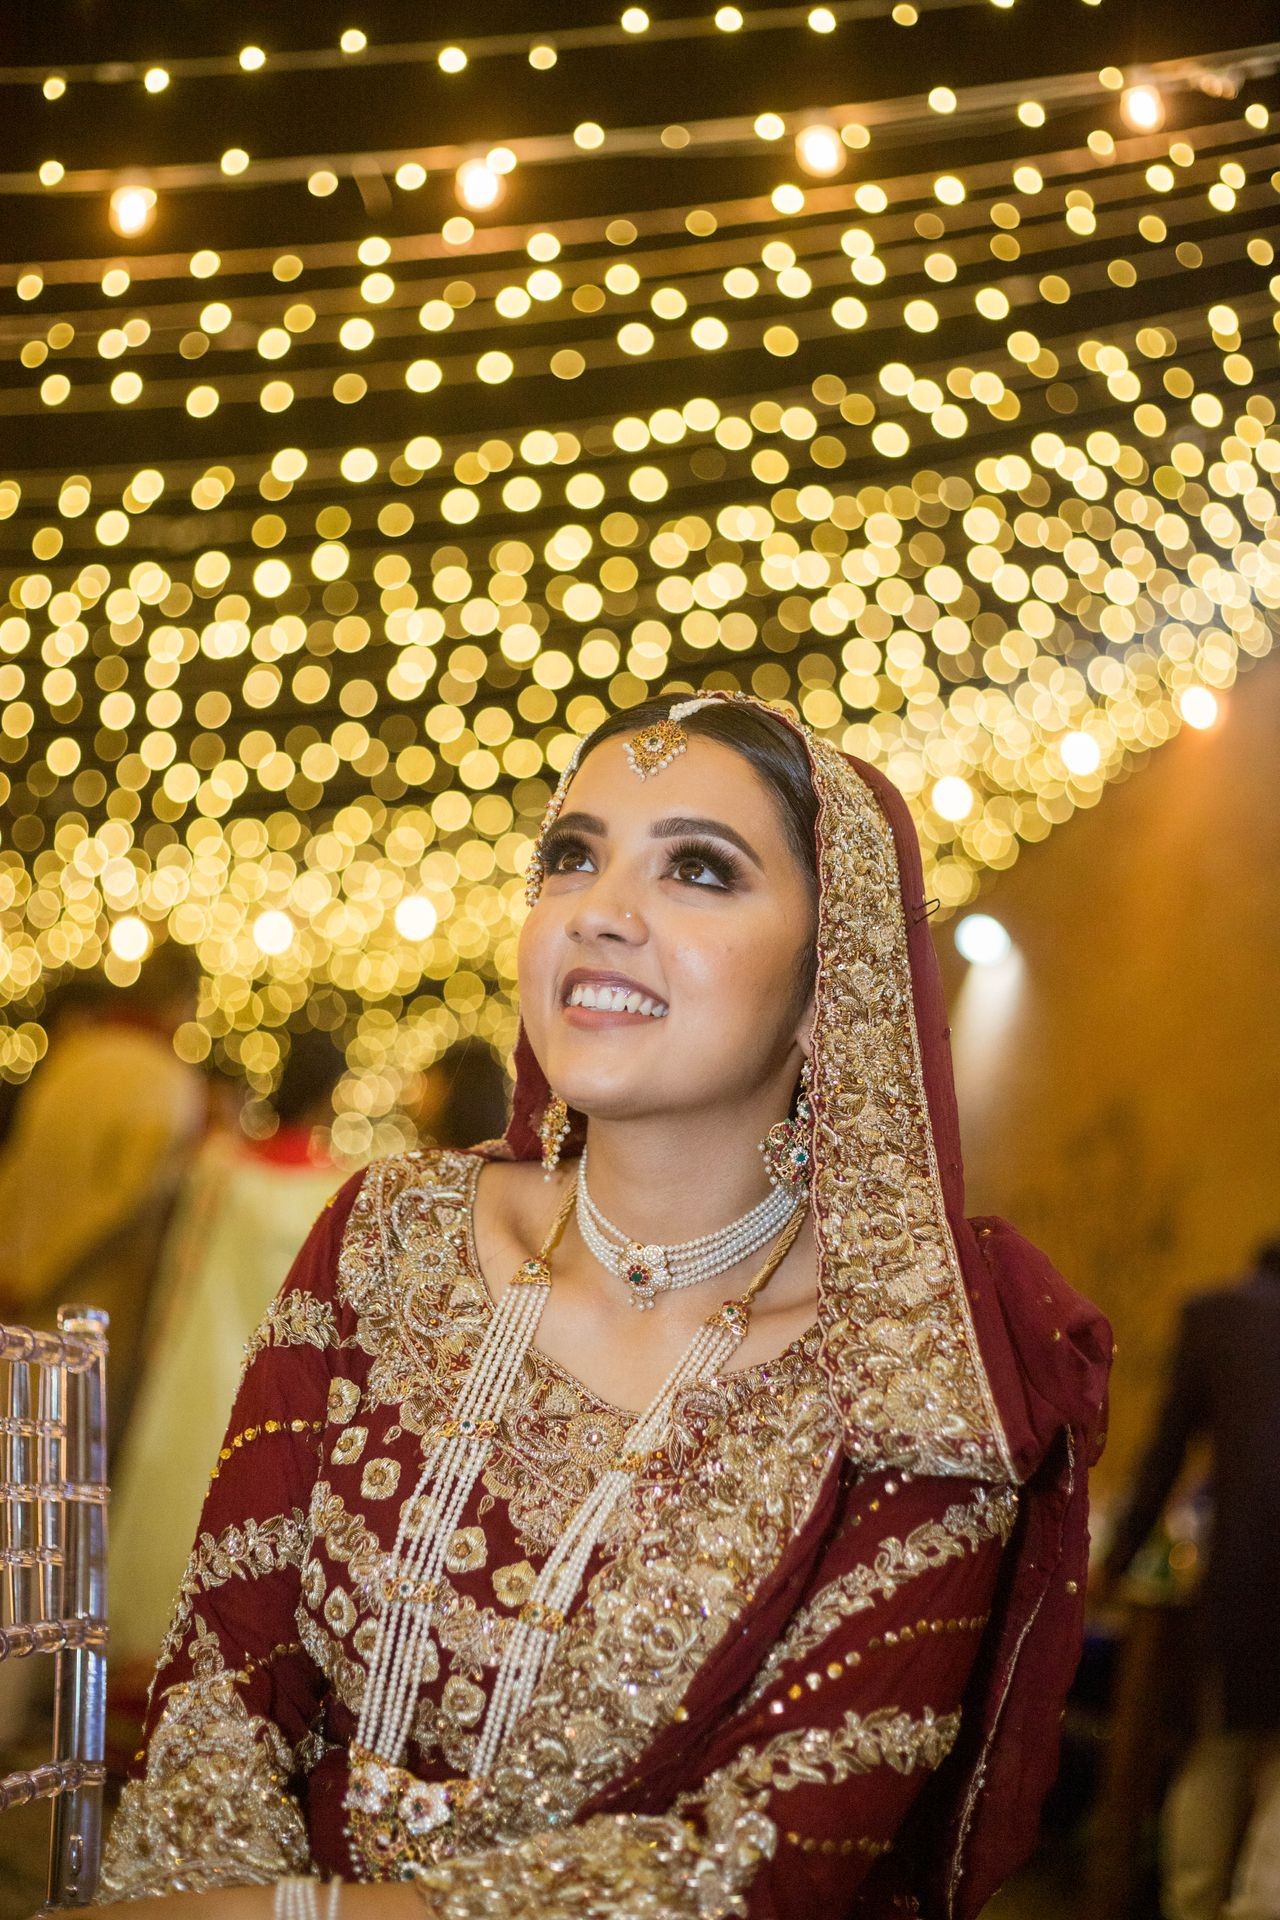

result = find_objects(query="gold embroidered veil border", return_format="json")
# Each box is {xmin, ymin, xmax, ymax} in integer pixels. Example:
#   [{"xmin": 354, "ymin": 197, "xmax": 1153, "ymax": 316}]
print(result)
[{"xmin": 803, "ymin": 732, "xmax": 1013, "ymax": 1484}]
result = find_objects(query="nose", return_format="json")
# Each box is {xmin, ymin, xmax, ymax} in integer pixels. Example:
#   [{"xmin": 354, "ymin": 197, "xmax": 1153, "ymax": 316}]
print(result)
[{"xmin": 565, "ymin": 869, "xmax": 647, "ymax": 947}]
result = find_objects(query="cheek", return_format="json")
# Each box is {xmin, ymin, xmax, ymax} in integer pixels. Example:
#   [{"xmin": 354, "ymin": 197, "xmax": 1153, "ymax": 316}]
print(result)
[
  {"xmin": 668, "ymin": 905, "xmax": 804, "ymax": 1014},
  {"xmin": 515, "ymin": 909, "xmax": 558, "ymax": 1027}
]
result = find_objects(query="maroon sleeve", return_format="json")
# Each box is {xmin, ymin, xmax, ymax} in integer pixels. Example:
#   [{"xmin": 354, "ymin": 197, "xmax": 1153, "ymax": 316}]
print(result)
[{"xmin": 99, "ymin": 1174, "xmax": 364, "ymax": 1901}]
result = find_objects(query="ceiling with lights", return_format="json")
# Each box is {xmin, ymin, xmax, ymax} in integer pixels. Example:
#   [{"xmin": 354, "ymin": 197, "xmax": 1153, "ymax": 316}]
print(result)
[{"xmin": 2, "ymin": 0, "xmax": 1277, "ymax": 1158}]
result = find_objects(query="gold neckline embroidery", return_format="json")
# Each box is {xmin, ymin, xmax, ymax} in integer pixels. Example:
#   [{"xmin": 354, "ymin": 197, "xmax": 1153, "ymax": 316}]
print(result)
[{"xmin": 463, "ymin": 1152, "xmax": 823, "ymax": 1421}]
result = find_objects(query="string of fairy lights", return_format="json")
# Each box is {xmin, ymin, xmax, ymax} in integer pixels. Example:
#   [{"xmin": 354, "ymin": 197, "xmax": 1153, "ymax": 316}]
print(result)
[{"xmin": 3, "ymin": 14, "xmax": 1279, "ymax": 1161}]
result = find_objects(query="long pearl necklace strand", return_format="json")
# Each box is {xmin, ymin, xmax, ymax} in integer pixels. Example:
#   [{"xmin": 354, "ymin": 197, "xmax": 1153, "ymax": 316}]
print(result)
[
  {"xmin": 346, "ymin": 1177, "xmax": 807, "ymax": 1866},
  {"xmin": 576, "ymin": 1144, "xmax": 798, "ymax": 1310}
]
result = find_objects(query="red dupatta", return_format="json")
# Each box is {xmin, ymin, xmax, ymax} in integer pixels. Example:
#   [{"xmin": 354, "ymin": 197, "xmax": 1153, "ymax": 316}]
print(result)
[{"xmin": 497, "ymin": 694, "xmax": 1111, "ymax": 1915}]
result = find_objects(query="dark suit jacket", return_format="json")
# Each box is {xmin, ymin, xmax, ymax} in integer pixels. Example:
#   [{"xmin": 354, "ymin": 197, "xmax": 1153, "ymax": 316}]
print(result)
[{"xmin": 1106, "ymin": 1269, "xmax": 1280, "ymax": 1730}]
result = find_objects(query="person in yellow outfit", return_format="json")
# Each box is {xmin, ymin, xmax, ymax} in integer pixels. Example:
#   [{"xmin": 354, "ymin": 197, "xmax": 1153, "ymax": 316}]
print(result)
[
  {"xmin": 108, "ymin": 1029, "xmax": 347, "ymax": 1699},
  {"xmin": 0, "ymin": 945, "xmax": 204, "ymax": 1458}
]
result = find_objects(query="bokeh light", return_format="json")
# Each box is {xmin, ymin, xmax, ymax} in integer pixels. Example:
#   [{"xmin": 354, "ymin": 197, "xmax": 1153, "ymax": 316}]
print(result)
[
  {"xmin": 1, "ymin": 11, "xmax": 1276, "ymax": 1156},
  {"xmin": 956, "ymin": 914, "xmax": 1014, "ymax": 967}
]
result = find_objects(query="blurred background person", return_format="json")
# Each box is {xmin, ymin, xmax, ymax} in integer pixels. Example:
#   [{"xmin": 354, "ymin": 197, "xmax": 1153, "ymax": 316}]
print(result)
[
  {"xmin": 404, "ymin": 1034, "xmax": 508, "ymax": 1149},
  {"xmin": 1099, "ymin": 1237, "xmax": 1280, "ymax": 1920},
  {"xmin": 107, "ymin": 1027, "xmax": 347, "ymax": 1708},
  {"xmin": 0, "ymin": 945, "xmax": 204, "ymax": 1458},
  {"xmin": 0, "ymin": 974, "xmax": 112, "ymax": 1153}
]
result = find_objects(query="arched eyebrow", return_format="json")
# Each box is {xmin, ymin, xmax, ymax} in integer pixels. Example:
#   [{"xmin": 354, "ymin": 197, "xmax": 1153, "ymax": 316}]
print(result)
[{"xmin": 553, "ymin": 809, "xmax": 763, "ymax": 873}]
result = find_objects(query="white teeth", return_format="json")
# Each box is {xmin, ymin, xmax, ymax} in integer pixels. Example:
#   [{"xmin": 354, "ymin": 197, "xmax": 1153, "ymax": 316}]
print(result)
[{"xmin": 566, "ymin": 981, "xmax": 669, "ymax": 1016}]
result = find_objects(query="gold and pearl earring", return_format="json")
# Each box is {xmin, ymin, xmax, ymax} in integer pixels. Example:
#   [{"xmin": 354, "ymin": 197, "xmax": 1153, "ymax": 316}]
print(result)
[{"xmin": 537, "ymin": 1094, "xmax": 570, "ymax": 1178}]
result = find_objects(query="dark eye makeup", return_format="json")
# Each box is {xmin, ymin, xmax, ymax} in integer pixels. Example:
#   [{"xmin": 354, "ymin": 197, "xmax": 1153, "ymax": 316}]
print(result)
[
  {"xmin": 540, "ymin": 827, "xmax": 744, "ymax": 891},
  {"xmin": 541, "ymin": 828, "xmax": 595, "ymax": 875}
]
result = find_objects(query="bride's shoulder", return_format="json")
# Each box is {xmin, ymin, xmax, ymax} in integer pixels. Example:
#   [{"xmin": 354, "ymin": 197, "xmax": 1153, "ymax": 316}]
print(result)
[{"xmin": 348, "ymin": 1146, "xmax": 564, "ymax": 1248}]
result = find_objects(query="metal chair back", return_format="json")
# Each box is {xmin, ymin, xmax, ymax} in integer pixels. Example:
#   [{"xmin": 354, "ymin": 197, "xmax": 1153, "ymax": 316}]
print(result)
[{"xmin": 0, "ymin": 1308, "xmax": 108, "ymax": 1908}]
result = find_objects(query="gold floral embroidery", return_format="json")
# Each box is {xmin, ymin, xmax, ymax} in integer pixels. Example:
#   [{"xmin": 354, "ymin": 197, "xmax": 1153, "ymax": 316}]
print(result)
[
  {"xmin": 685, "ymin": 1703, "xmax": 962, "ymax": 1809},
  {"xmin": 333, "ymin": 1150, "xmax": 839, "ymax": 1852},
  {"xmin": 328, "ymin": 1376, "xmax": 361, "ymax": 1423},
  {"xmin": 442, "ymin": 1676, "xmax": 486, "ymax": 1729},
  {"xmin": 308, "ymin": 1481, "xmax": 391, "ymax": 1618},
  {"xmin": 330, "ymin": 1425, "xmax": 368, "ymax": 1467},
  {"xmin": 806, "ymin": 738, "xmax": 1013, "ymax": 1483},
  {"xmin": 301, "ymin": 1557, "xmax": 326, "ymax": 1610},
  {"xmin": 445, "ymin": 1526, "xmax": 487, "ymax": 1574},
  {"xmin": 741, "ymin": 1484, "xmax": 1017, "ymax": 1710},
  {"xmin": 324, "ymin": 1586, "xmax": 358, "ymax": 1637},
  {"xmin": 243, "ymin": 1288, "xmax": 338, "ymax": 1368},
  {"xmin": 360, "ymin": 1456, "xmax": 401, "ymax": 1500},
  {"xmin": 338, "ymin": 1152, "xmax": 635, "ymax": 1562},
  {"xmin": 298, "ymin": 1608, "xmax": 368, "ymax": 1717},
  {"xmin": 453, "ymin": 1377, "xmax": 842, "ymax": 1855},
  {"xmin": 157, "ymin": 1512, "xmax": 309, "ymax": 1671},
  {"xmin": 491, "ymin": 1560, "xmax": 537, "ymax": 1609},
  {"xmin": 404, "ymin": 1802, "xmax": 772, "ymax": 1920},
  {"xmin": 100, "ymin": 1669, "xmax": 309, "ymax": 1898}
]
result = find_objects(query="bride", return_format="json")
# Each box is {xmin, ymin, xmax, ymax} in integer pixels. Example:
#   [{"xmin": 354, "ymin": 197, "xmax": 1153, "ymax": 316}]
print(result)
[{"xmin": 97, "ymin": 691, "xmax": 1109, "ymax": 1918}]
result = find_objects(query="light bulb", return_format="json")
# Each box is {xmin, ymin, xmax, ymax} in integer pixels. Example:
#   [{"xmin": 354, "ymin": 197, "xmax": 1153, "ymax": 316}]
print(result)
[
  {"xmin": 955, "ymin": 914, "xmax": 1012, "ymax": 967},
  {"xmin": 1061, "ymin": 731, "xmax": 1101, "ymax": 775},
  {"xmin": 109, "ymin": 915, "xmax": 150, "ymax": 962},
  {"xmin": 1179, "ymin": 686, "xmax": 1218, "ymax": 730},
  {"xmin": 456, "ymin": 160, "xmax": 502, "ymax": 210},
  {"xmin": 1121, "ymin": 85, "xmax": 1164, "ymax": 131},
  {"xmin": 395, "ymin": 895, "xmax": 439, "ymax": 941},
  {"xmin": 795, "ymin": 124, "xmax": 845, "ymax": 177},
  {"xmin": 109, "ymin": 184, "xmax": 157, "ymax": 237},
  {"xmin": 932, "ymin": 776, "xmax": 975, "ymax": 822},
  {"xmin": 253, "ymin": 910, "xmax": 294, "ymax": 956}
]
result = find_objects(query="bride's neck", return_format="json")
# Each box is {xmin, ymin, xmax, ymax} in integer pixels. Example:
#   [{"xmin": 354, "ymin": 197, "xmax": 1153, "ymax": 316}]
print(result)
[{"xmin": 577, "ymin": 1106, "xmax": 780, "ymax": 1244}]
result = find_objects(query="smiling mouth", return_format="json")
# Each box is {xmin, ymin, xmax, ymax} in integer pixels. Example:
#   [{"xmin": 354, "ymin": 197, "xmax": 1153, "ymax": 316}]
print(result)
[{"xmin": 564, "ymin": 981, "xmax": 668, "ymax": 1018}]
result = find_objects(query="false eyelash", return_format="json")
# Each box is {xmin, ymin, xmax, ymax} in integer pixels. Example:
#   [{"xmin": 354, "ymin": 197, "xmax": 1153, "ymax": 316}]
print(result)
[
  {"xmin": 540, "ymin": 827, "xmax": 593, "ymax": 873},
  {"xmin": 664, "ymin": 836, "xmax": 744, "ymax": 889}
]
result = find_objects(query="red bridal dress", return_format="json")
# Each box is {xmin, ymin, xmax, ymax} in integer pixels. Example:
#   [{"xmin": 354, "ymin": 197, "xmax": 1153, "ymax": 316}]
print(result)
[{"xmin": 102, "ymin": 705, "xmax": 1110, "ymax": 1918}]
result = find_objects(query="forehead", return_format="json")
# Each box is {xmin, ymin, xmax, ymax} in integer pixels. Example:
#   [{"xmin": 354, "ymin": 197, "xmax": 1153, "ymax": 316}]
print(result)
[{"xmin": 566, "ymin": 733, "xmax": 786, "ymax": 837}]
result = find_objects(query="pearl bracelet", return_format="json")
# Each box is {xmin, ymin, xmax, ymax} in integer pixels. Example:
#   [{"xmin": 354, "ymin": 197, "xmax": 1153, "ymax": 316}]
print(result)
[{"xmin": 273, "ymin": 1876, "xmax": 341, "ymax": 1920}]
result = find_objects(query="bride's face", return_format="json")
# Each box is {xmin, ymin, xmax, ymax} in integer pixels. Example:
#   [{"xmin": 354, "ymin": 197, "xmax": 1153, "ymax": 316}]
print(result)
[{"xmin": 518, "ymin": 733, "xmax": 815, "ymax": 1125}]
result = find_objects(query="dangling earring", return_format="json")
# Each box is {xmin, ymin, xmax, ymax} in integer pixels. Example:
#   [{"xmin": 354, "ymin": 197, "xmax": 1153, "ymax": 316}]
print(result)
[
  {"xmin": 537, "ymin": 1094, "xmax": 570, "ymax": 1179},
  {"xmin": 759, "ymin": 1061, "xmax": 813, "ymax": 1193}
]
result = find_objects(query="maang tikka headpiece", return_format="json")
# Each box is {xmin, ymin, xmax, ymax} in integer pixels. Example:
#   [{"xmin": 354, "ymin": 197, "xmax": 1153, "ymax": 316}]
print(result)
[{"xmin": 622, "ymin": 696, "xmax": 718, "ymax": 780}]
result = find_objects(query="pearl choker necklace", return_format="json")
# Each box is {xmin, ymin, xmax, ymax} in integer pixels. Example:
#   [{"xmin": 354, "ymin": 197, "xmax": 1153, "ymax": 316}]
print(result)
[{"xmin": 575, "ymin": 1146, "xmax": 798, "ymax": 1309}]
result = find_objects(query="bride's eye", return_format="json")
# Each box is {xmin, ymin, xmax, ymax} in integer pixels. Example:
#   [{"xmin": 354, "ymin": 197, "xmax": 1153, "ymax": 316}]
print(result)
[
  {"xmin": 542, "ymin": 831, "xmax": 594, "ymax": 875},
  {"xmin": 667, "ymin": 839, "xmax": 740, "ymax": 890}
]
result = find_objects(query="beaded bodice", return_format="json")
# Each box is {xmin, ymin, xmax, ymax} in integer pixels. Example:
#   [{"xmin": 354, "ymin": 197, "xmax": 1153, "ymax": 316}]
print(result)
[{"xmin": 298, "ymin": 1149, "xmax": 825, "ymax": 1861}]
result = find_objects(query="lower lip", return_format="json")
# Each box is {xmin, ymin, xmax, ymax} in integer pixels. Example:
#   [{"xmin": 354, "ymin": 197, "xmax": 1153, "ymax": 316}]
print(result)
[{"xmin": 561, "ymin": 1001, "xmax": 664, "ymax": 1028}]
